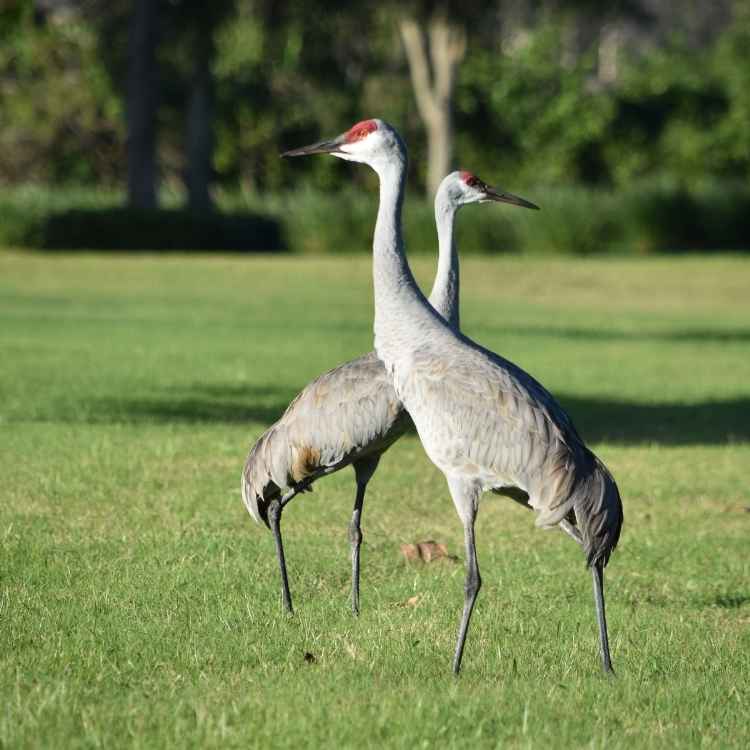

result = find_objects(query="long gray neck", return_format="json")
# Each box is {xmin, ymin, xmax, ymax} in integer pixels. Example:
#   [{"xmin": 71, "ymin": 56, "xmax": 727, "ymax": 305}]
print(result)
[
  {"xmin": 371, "ymin": 156, "xmax": 453, "ymax": 373},
  {"xmin": 427, "ymin": 189, "xmax": 459, "ymax": 330},
  {"xmin": 372, "ymin": 156, "xmax": 413, "ymax": 300}
]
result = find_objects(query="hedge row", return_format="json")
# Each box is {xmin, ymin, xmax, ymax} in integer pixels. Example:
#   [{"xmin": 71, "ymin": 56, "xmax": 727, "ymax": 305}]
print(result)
[
  {"xmin": 223, "ymin": 179, "xmax": 750, "ymax": 255},
  {"xmin": 1, "ymin": 181, "xmax": 748, "ymax": 254}
]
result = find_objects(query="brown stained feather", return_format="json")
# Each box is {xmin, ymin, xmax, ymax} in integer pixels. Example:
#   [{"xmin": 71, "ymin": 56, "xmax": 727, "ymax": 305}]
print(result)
[{"xmin": 290, "ymin": 445, "xmax": 322, "ymax": 484}]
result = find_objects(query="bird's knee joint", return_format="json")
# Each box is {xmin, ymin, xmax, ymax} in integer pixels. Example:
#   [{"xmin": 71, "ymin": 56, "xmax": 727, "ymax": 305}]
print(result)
[
  {"xmin": 268, "ymin": 500, "xmax": 282, "ymax": 526},
  {"xmin": 349, "ymin": 526, "xmax": 363, "ymax": 546},
  {"xmin": 465, "ymin": 572, "xmax": 482, "ymax": 599}
]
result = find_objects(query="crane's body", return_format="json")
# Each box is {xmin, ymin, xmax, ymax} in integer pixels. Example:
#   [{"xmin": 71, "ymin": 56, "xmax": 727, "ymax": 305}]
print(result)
[
  {"xmin": 380, "ymin": 301, "xmax": 618, "ymax": 550},
  {"xmin": 283, "ymin": 118, "xmax": 623, "ymax": 675},
  {"xmin": 242, "ymin": 349, "xmax": 410, "ymax": 613},
  {"xmin": 242, "ymin": 171, "xmax": 508, "ymax": 614},
  {"xmin": 242, "ymin": 349, "xmax": 408, "ymax": 529}
]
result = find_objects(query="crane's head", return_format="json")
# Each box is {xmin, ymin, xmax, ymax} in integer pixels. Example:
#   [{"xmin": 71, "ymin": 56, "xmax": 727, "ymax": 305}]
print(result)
[
  {"xmin": 282, "ymin": 119, "xmax": 406, "ymax": 171},
  {"xmin": 440, "ymin": 171, "xmax": 539, "ymax": 210}
]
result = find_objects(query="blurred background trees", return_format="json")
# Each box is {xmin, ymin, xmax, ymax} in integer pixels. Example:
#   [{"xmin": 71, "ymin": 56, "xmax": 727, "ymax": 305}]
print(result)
[{"xmin": 0, "ymin": 0, "xmax": 748, "ymax": 251}]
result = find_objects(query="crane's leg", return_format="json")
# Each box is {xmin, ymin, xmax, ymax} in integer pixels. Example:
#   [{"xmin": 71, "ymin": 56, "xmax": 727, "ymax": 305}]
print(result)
[
  {"xmin": 448, "ymin": 477, "xmax": 482, "ymax": 676},
  {"xmin": 559, "ymin": 518, "xmax": 613, "ymax": 673},
  {"xmin": 267, "ymin": 498, "xmax": 293, "ymax": 614},
  {"xmin": 592, "ymin": 559, "xmax": 614, "ymax": 675},
  {"xmin": 453, "ymin": 520, "xmax": 481, "ymax": 675},
  {"xmin": 349, "ymin": 482, "xmax": 367, "ymax": 616},
  {"xmin": 350, "ymin": 457, "xmax": 380, "ymax": 616},
  {"xmin": 556, "ymin": 510, "xmax": 613, "ymax": 673},
  {"xmin": 510, "ymin": 502, "xmax": 608, "ymax": 672}
]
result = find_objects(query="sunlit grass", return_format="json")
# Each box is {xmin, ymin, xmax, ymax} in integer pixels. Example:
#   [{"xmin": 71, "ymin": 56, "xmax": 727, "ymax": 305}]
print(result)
[{"xmin": 1, "ymin": 252, "xmax": 749, "ymax": 748}]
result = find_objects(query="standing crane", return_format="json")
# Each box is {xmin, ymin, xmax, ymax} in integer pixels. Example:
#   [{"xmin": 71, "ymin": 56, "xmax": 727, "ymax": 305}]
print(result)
[
  {"xmin": 282, "ymin": 119, "xmax": 623, "ymax": 675},
  {"xmin": 242, "ymin": 170, "xmax": 536, "ymax": 616}
]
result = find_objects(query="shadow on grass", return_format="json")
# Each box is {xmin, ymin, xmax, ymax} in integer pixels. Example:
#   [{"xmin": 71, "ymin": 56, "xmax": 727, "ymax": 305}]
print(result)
[
  {"xmin": 558, "ymin": 394, "xmax": 750, "ymax": 445},
  {"xmin": 93, "ymin": 384, "xmax": 299, "ymax": 426},
  {"xmin": 711, "ymin": 594, "xmax": 750, "ymax": 609},
  {"xmin": 627, "ymin": 591, "xmax": 750, "ymax": 611},
  {"xmin": 483, "ymin": 325, "xmax": 750, "ymax": 345},
  {"xmin": 85, "ymin": 382, "xmax": 750, "ymax": 445}
]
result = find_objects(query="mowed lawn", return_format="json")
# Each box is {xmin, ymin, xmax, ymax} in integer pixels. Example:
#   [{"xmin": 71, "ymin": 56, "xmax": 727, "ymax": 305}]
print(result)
[{"xmin": 1, "ymin": 251, "xmax": 749, "ymax": 749}]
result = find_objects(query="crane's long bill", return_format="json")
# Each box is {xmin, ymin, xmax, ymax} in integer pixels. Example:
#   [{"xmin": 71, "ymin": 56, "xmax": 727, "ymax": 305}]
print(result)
[
  {"xmin": 484, "ymin": 187, "xmax": 539, "ymax": 210},
  {"xmin": 281, "ymin": 136, "xmax": 344, "ymax": 157}
]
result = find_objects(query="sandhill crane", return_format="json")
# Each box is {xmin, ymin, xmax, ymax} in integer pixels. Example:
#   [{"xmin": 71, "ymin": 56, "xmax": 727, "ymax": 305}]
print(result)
[
  {"xmin": 242, "ymin": 170, "xmax": 536, "ymax": 616},
  {"xmin": 282, "ymin": 118, "xmax": 623, "ymax": 675}
]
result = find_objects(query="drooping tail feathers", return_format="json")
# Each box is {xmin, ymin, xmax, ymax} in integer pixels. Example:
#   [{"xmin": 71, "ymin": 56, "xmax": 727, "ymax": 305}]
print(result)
[
  {"xmin": 241, "ymin": 470, "xmax": 271, "ymax": 527},
  {"xmin": 571, "ymin": 456, "xmax": 623, "ymax": 568},
  {"xmin": 242, "ymin": 414, "xmax": 334, "ymax": 530},
  {"xmin": 241, "ymin": 428, "xmax": 282, "ymax": 529}
]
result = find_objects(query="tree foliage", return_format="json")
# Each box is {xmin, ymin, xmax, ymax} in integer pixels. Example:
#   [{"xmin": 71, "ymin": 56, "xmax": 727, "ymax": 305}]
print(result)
[
  {"xmin": 1, "ymin": 0, "xmax": 748, "ymax": 195},
  {"xmin": 0, "ymin": 1, "xmax": 123, "ymax": 184}
]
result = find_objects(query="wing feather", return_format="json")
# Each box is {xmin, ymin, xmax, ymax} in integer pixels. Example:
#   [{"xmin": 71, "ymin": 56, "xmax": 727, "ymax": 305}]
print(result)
[
  {"xmin": 399, "ymin": 340, "xmax": 593, "ymax": 523},
  {"xmin": 242, "ymin": 351, "xmax": 412, "ymax": 524}
]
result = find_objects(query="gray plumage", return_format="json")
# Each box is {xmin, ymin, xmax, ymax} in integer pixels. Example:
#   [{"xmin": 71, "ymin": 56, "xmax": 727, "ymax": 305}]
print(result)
[
  {"xmin": 242, "ymin": 170, "xmax": 502, "ymax": 614},
  {"xmin": 281, "ymin": 119, "xmax": 623, "ymax": 674},
  {"xmin": 241, "ymin": 325, "xmax": 410, "ymax": 617},
  {"xmin": 411, "ymin": 338, "xmax": 622, "ymax": 568},
  {"xmin": 242, "ymin": 350, "xmax": 410, "ymax": 528}
]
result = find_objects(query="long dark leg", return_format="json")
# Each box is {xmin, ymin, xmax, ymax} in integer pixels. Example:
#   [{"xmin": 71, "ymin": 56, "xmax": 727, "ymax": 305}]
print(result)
[
  {"xmin": 267, "ymin": 499, "xmax": 293, "ymax": 614},
  {"xmin": 592, "ymin": 559, "xmax": 614, "ymax": 674},
  {"xmin": 452, "ymin": 517, "xmax": 481, "ymax": 675},
  {"xmin": 447, "ymin": 478, "xmax": 482, "ymax": 675},
  {"xmin": 349, "ymin": 482, "xmax": 367, "ymax": 616},
  {"xmin": 516, "ymin": 503, "xmax": 610, "ymax": 673},
  {"xmin": 349, "ymin": 457, "xmax": 379, "ymax": 616},
  {"xmin": 559, "ymin": 517, "xmax": 613, "ymax": 673}
]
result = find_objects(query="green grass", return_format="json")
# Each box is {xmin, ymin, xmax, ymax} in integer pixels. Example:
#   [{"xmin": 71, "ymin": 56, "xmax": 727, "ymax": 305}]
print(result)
[{"xmin": 1, "ymin": 251, "xmax": 749, "ymax": 748}]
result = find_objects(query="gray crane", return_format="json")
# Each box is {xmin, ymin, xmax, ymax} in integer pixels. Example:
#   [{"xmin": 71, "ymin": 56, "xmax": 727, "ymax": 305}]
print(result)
[
  {"xmin": 242, "ymin": 170, "xmax": 535, "ymax": 616},
  {"xmin": 282, "ymin": 118, "xmax": 623, "ymax": 675}
]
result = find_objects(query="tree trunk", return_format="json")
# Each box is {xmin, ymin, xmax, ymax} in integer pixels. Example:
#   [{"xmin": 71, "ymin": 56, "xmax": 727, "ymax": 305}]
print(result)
[
  {"xmin": 127, "ymin": 0, "xmax": 159, "ymax": 209},
  {"xmin": 400, "ymin": 15, "xmax": 466, "ymax": 197},
  {"xmin": 597, "ymin": 23, "xmax": 622, "ymax": 85},
  {"xmin": 186, "ymin": 29, "xmax": 215, "ymax": 214}
]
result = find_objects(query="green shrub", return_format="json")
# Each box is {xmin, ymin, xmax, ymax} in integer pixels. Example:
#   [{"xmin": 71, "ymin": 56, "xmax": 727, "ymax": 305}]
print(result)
[
  {"xmin": 510, "ymin": 188, "xmax": 624, "ymax": 255},
  {"xmin": 38, "ymin": 209, "xmax": 283, "ymax": 252},
  {"xmin": 0, "ymin": 186, "xmax": 282, "ymax": 251},
  {"xmin": 2, "ymin": 181, "xmax": 748, "ymax": 255},
  {"xmin": 226, "ymin": 181, "xmax": 750, "ymax": 255},
  {"xmin": 620, "ymin": 182, "xmax": 702, "ymax": 253},
  {"xmin": 619, "ymin": 180, "xmax": 750, "ymax": 254},
  {"xmin": 225, "ymin": 187, "xmax": 522, "ymax": 256},
  {"xmin": 0, "ymin": 185, "xmax": 121, "ymax": 247},
  {"xmin": 690, "ymin": 182, "xmax": 750, "ymax": 252}
]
